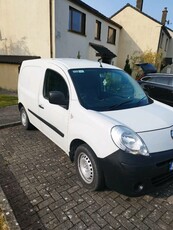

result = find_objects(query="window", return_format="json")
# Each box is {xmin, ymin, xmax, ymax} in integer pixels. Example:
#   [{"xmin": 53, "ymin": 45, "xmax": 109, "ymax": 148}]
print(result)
[
  {"xmin": 141, "ymin": 77, "xmax": 152, "ymax": 82},
  {"xmin": 95, "ymin": 20, "xmax": 101, "ymax": 40},
  {"xmin": 165, "ymin": 38, "xmax": 169, "ymax": 51},
  {"xmin": 107, "ymin": 27, "xmax": 116, "ymax": 44},
  {"xmin": 43, "ymin": 69, "xmax": 69, "ymax": 108},
  {"xmin": 160, "ymin": 32, "xmax": 164, "ymax": 48},
  {"xmin": 152, "ymin": 77, "xmax": 172, "ymax": 86},
  {"xmin": 69, "ymin": 7, "xmax": 86, "ymax": 35}
]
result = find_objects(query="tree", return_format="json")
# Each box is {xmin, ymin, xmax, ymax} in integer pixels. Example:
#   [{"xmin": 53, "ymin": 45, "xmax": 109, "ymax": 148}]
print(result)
[{"xmin": 124, "ymin": 56, "xmax": 132, "ymax": 75}]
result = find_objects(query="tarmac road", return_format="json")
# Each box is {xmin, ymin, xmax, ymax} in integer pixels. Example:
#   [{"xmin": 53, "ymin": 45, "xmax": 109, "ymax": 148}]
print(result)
[{"xmin": 0, "ymin": 124, "xmax": 173, "ymax": 229}]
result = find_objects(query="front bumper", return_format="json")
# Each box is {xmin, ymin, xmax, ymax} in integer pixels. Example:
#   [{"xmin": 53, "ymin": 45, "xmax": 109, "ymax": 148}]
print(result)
[{"xmin": 99, "ymin": 149, "xmax": 173, "ymax": 196}]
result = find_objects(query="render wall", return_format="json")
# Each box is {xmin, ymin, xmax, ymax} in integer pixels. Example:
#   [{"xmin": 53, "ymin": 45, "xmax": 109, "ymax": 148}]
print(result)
[
  {"xmin": 55, "ymin": 0, "xmax": 121, "ymax": 66},
  {"xmin": 166, "ymin": 30, "xmax": 173, "ymax": 58},
  {"xmin": 0, "ymin": 0, "xmax": 51, "ymax": 57},
  {"xmin": 112, "ymin": 6, "xmax": 162, "ymax": 68},
  {"xmin": 0, "ymin": 64, "xmax": 18, "ymax": 90}
]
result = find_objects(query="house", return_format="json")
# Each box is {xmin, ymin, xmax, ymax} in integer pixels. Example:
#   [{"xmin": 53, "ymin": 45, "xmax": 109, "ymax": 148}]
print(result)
[
  {"xmin": 0, "ymin": 0, "xmax": 122, "ymax": 90},
  {"xmin": 1, "ymin": 0, "xmax": 173, "ymax": 91},
  {"xmin": 111, "ymin": 0, "xmax": 173, "ymax": 70}
]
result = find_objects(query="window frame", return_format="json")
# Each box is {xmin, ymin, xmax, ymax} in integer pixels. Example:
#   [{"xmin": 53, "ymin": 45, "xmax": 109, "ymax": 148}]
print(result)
[
  {"xmin": 160, "ymin": 32, "xmax": 164, "ymax": 48},
  {"xmin": 43, "ymin": 69, "xmax": 69, "ymax": 109},
  {"xmin": 165, "ymin": 38, "xmax": 169, "ymax": 51},
  {"xmin": 107, "ymin": 26, "xmax": 116, "ymax": 45},
  {"xmin": 69, "ymin": 6, "xmax": 86, "ymax": 35},
  {"xmin": 95, "ymin": 20, "xmax": 101, "ymax": 40}
]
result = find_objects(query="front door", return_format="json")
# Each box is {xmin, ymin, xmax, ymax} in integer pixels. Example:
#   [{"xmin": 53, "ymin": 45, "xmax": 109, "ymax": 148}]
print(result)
[{"xmin": 38, "ymin": 67, "xmax": 70, "ymax": 153}]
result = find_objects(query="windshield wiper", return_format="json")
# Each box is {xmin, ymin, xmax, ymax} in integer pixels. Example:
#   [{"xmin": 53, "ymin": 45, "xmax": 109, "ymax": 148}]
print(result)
[
  {"xmin": 109, "ymin": 99, "xmax": 134, "ymax": 110},
  {"xmin": 137, "ymin": 96, "xmax": 148, "ymax": 105}
]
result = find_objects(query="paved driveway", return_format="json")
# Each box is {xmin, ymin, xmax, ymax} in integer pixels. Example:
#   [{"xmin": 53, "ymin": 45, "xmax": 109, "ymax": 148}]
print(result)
[{"xmin": 0, "ymin": 126, "xmax": 173, "ymax": 230}]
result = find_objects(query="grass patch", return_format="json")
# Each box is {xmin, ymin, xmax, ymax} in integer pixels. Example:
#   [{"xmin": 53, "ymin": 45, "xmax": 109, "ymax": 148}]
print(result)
[{"xmin": 0, "ymin": 95, "xmax": 18, "ymax": 108}]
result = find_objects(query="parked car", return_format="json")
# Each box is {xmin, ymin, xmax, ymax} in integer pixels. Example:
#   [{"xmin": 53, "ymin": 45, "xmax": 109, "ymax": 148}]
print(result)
[
  {"xmin": 18, "ymin": 58, "xmax": 173, "ymax": 196},
  {"xmin": 138, "ymin": 74, "xmax": 173, "ymax": 107}
]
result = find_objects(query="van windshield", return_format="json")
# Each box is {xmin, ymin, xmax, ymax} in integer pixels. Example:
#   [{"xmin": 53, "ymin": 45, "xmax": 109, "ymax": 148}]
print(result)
[{"xmin": 69, "ymin": 68, "xmax": 152, "ymax": 111}]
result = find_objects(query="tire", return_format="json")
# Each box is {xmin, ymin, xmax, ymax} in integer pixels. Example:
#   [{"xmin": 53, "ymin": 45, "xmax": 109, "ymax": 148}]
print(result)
[
  {"xmin": 74, "ymin": 144, "xmax": 104, "ymax": 191},
  {"xmin": 20, "ymin": 107, "xmax": 33, "ymax": 130}
]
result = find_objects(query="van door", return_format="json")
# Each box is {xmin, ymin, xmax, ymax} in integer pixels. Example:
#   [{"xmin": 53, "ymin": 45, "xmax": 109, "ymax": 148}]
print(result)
[{"xmin": 38, "ymin": 68, "xmax": 70, "ymax": 153}]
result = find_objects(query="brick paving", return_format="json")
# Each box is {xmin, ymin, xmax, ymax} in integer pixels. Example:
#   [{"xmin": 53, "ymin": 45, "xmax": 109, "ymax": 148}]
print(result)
[
  {"xmin": 0, "ymin": 105, "xmax": 20, "ymax": 128},
  {"xmin": 0, "ymin": 125, "xmax": 173, "ymax": 229}
]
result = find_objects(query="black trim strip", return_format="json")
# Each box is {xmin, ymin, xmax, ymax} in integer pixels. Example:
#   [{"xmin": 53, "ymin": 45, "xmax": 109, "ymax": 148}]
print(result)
[{"xmin": 28, "ymin": 109, "xmax": 64, "ymax": 137}]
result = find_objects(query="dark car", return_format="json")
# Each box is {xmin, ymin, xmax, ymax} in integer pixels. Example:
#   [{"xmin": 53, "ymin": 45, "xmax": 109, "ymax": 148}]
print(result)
[{"xmin": 138, "ymin": 74, "xmax": 173, "ymax": 106}]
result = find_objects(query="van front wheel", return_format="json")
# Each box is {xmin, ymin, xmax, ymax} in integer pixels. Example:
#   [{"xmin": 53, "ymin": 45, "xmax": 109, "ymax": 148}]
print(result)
[
  {"xmin": 20, "ymin": 107, "xmax": 33, "ymax": 130},
  {"xmin": 74, "ymin": 144, "xmax": 104, "ymax": 191}
]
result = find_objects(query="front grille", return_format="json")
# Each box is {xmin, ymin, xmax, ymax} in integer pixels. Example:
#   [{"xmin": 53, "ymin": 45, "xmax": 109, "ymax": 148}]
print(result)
[
  {"xmin": 151, "ymin": 171, "xmax": 173, "ymax": 187},
  {"xmin": 156, "ymin": 158, "xmax": 173, "ymax": 167}
]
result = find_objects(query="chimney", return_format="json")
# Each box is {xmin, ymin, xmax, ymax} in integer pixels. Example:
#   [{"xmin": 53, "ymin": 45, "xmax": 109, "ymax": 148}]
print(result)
[
  {"xmin": 161, "ymin": 7, "xmax": 168, "ymax": 25},
  {"xmin": 136, "ymin": 0, "xmax": 143, "ymax": 11}
]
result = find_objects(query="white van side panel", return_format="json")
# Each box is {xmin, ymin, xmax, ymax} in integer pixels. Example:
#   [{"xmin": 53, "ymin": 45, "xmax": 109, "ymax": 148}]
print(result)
[{"xmin": 18, "ymin": 65, "xmax": 44, "ymax": 129}]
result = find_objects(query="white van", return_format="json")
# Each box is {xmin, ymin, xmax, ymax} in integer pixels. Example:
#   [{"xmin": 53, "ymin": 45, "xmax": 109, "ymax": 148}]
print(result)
[{"xmin": 18, "ymin": 58, "xmax": 173, "ymax": 196}]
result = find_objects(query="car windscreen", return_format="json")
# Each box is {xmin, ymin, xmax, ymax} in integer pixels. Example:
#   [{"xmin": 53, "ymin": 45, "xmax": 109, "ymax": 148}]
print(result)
[{"xmin": 69, "ymin": 68, "xmax": 152, "ymax": 111}]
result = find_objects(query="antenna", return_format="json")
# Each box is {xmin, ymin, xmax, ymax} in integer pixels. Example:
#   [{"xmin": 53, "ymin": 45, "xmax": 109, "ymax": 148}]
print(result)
[
  {"xmin": 98, "ymin": 58, "xmax": 103, "ymax": 68},
  {"xmin": 166, "ymin": 20, "xmax": 172, "ymax": 25}
]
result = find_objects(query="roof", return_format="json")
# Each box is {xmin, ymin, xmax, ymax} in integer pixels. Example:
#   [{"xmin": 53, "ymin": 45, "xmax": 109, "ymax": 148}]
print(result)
[
  {"xmin": 142, "ymin": 73, "xmax": 173, "ymax": 77},
  {"xmin": 0, "ymin": 55, "xmax": 40, "ymax": 64},
  {"xmin": 22, "ymin": 58, "xmax": 120, "ymax": 70},
  {"xmin": 89, "ymin": 43, "xmax": 116, "ymax": 59},
  {"xmin": 68, "ymin": 0, "xmax": 122, "ymax": 29},
  {"xmin": 111, "ymin": 4, "xmax": 172, "ymax": 36}
]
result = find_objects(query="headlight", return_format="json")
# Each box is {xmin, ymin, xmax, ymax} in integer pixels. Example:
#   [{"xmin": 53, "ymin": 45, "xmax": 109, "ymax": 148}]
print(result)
[{"xmin": 111, "ymin": 125, "xmax": 149, "ymax": 156}]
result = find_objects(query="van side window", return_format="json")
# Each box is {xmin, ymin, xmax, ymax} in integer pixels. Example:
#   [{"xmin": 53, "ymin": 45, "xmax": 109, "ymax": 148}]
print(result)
[{"xmin": 43, "ymin": 69, "xmax": 69, "ymax": 105}]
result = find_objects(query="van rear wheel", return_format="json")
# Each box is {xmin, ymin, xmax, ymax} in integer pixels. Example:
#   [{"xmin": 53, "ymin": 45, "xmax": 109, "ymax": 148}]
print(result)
[
  {"xmin": 20, "ymin": 107, "xmax": 33, "ymax": 130},
  {"xmin": 74, "ymin": 144, "xmax": 104, "ymax": 191}
]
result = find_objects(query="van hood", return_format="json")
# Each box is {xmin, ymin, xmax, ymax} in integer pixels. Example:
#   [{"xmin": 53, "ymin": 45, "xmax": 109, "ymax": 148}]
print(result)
[{"xmin": 101, "ymin": 101, "xmax": 173, "ymax": 133}]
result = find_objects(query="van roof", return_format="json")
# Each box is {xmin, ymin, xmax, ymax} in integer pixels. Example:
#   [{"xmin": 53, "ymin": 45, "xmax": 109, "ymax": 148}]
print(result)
[{"xmin": 22, "ymin": 58, "xmax": 120, "ymax": 70}]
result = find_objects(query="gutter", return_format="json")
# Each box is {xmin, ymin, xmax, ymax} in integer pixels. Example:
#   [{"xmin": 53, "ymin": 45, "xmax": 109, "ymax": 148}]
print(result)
[{"xmin": 49, "ymin": 0, "xmax": 53, "ymax": 58}]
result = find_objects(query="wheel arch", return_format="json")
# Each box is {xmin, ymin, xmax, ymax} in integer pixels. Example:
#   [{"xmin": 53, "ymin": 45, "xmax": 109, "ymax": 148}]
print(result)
[
  {"xmin": 69, "ymin": 139, "xmax": 97, "ymax": 162},
  {"xmin": 69, "ymin": 139, "xmax": 85, "ymax": 162},
  {"xmin": 18, "ymin": 102, "xmax": 23, "ymax": 111}
]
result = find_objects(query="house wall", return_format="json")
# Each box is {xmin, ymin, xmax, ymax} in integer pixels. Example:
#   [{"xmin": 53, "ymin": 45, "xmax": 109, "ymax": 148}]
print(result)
[
  {"xmin": 54, "ymin": 0, "xmax": 121, "ymax": 66},
  {"xmin": 0, "ymin": 0, "xmax": 51, "ymax": 58},
  {"xmin": 0, "ymin": 64, "xmax": 19, "ymax": 91},
  {"xmin": 166, "ymin": 30, "xmax": 173, "ymax": 57},
  {"xmin": 161, "ymin": 29, "xmax": 173, "ymax": 74},
  {"xmin": 111, "ymin": 6, "xmax": 162, "ymax": 68},
  {"xmin": 158, "ymin": 30, "xmax": 170, "ymax": 58}
]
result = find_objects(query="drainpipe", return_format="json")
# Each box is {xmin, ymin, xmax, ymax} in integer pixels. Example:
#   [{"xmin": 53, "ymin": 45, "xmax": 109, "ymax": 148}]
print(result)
[{"xmin": 49, "ymin": 0, "xmax": 53, "ymax": 58}]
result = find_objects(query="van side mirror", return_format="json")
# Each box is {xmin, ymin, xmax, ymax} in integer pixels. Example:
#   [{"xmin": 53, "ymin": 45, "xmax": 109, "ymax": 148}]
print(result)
[{"xmin": 49, "ymin": 91, "xmax": 68, "ymax": 108}]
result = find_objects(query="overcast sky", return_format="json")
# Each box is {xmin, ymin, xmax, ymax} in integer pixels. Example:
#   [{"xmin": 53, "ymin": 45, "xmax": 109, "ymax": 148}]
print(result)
[{"xmin": 82, "ymin": 0, "xmax": 173, "ymax": 30}]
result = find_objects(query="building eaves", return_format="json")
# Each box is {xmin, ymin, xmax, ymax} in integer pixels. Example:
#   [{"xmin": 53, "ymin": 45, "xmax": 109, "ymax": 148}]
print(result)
[
  {"xmin": 68, "ymin": 0, "xmax": 122, "ymax": 29},
  {"xmin": 0, "ymin": 55, "xmax": 40, "ymax": 64}
]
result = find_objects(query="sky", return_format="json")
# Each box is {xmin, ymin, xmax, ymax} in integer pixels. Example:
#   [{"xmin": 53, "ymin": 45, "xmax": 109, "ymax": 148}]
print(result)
[{"xmin": 82, "ymin": 0, "xmax": 173, "ymax": 30}]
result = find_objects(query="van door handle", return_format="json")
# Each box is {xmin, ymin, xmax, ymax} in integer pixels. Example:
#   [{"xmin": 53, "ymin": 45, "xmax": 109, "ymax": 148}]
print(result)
[{"xmin": 39, "ymin": 104, "xmax": 44, "ymax": 109}]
